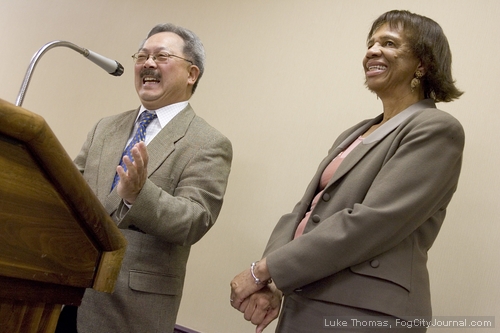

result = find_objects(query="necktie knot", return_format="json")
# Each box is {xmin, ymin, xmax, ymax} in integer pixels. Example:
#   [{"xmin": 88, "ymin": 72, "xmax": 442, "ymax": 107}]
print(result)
[
  {"xmin": 134, "ymin": 110, "xmax": 157, "ymax": 140},
  {"xmin": 138, "ymin": 110, "xmax": 156, "ymax": 126}
]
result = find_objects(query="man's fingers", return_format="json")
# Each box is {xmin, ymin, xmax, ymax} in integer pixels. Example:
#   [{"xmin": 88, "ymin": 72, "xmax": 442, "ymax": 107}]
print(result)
[{"xmin": 136, "ymin": 141, "xmax": 149, "ymax": 167}]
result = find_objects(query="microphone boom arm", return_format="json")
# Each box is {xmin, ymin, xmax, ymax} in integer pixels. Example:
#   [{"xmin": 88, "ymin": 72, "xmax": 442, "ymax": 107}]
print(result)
[{"xmin": 16, "ymin": 40, "xmax": 124, "ymax": 107}]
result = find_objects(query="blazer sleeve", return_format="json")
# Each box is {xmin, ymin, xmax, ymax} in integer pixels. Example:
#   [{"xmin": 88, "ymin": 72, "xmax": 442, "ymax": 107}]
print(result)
[
  {"xmin": 264, "ymin": 110, "xmax": 465, "ymax": 294},
  {"xmin": 115, "ymin": 125, "xmax": 233, "ymax": 246}
]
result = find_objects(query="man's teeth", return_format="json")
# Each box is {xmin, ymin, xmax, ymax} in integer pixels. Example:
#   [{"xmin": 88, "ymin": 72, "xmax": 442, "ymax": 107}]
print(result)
[{"xmin": 144, "ymin": 77, "xmax": 158, "ymax": 82}]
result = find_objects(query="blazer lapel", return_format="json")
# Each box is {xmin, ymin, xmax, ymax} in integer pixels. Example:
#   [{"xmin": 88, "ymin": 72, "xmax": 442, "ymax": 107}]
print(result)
[
  {"xmin": 146, "ymin": 105, "xmax": 195, "ymax": 177},
  {"xmin": 297, "ymin": 118, "xmax": 378, "ymax": 206},
  {"xmin": 327, "ymin": 99, "xmax": 436, "ymax": 187},
  {"xmin": 362, "ymin": 99, "xmax": 436, "ymax": 144},
  {"xmin": 324, "ymin": 117, "xmax": 380, "ymax": 187}
]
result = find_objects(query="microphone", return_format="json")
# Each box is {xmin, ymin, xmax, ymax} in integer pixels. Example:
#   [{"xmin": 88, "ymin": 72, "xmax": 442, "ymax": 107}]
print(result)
[
  {"xmin": 85, "ymin": 49, "xmax": 124, "ymax": 76},
  {"xmin": 16, "ymin": 40, "xmax": 124, "ymax": 107}
]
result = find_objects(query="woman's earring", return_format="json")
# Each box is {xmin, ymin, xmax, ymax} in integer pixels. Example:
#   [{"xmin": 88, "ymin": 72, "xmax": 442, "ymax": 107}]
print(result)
[{"xmin": 411, "ymin": 70, "xmax": 424, "ymax": 92}]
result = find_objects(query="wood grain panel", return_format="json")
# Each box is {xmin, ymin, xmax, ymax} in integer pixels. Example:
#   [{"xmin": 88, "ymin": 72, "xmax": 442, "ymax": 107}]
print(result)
[
  {"xmin": 0, "ymin": 298, "xmax": 61, "ymax": 333},
  {"xmin": 0, "ymin": 137, "xmax": 98, "ymax": 287}
]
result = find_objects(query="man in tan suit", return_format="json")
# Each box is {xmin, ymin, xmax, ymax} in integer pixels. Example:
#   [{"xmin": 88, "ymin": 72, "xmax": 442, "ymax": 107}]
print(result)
[{"xmin": 57, "ymin": 23, "xmax": 232, "ymax": 333}]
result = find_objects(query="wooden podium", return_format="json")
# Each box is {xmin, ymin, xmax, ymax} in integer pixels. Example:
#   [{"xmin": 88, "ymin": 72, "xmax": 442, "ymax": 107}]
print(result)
[{"xmin": 0, "ymin": 98, "xmax": 127, "ymax": 333}]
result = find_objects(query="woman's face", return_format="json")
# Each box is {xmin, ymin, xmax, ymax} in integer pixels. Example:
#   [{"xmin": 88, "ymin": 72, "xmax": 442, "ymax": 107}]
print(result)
[{"xmin": 363, "ymin": 23, "xmax": 422, "ymax": 97}]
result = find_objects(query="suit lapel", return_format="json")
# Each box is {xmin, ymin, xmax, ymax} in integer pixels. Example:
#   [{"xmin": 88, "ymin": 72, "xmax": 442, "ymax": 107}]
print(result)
[
  {"xmin": 146, "ymin": 105, "xmax": 195, "ymax": 176},
  {"xmin": 326, "ymin": 99, "xmax": 436, "ymax": 187},
  {"xmin": 326, "ymin": 116, "xmax": 381, "ymax": 186},
  {"xmin": 298, "ymin": 119, "xmax": 378, "ymax": 206}
]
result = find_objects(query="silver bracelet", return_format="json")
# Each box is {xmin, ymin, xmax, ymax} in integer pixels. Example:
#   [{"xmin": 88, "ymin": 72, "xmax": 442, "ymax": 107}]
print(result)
[{"xmin": 250, "ymin": 261, "xmax": 272, "ymax": 285}]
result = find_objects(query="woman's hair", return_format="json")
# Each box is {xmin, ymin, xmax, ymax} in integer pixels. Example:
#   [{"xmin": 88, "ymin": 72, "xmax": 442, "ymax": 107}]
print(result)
[
  {"xmin": 368, "ymin": 10, "xmax": 463, "ymax": 102},
  {"xmin": 143, "ymin": 23, "xmax": 205, "ymax": 94}
]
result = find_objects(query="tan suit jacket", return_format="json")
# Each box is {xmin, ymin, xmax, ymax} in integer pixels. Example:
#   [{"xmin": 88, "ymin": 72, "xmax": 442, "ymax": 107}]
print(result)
[
  {"xmin": 75, "ymin": 104, "xmax": 232, "ymax": 333},
  {"xmin": 264, "ymin": 100, "xmax": 464, "ymax": 319}
]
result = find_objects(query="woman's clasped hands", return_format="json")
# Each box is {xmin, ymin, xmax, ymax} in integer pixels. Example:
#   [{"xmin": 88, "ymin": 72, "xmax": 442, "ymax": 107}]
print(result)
[{"xmin": 230, "ymin": 259, "xmax": 283, "ymax": 333}]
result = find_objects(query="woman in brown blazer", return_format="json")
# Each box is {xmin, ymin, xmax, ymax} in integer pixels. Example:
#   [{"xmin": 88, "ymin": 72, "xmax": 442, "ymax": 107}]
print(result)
[{"xmin": 231, "ymin": 10, "xmax": 464, "ymax": 333}]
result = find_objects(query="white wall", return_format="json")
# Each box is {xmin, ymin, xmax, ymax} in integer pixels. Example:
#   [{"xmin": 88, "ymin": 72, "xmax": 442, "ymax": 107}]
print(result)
[{"xmin": 1, "ymin": 1, "xmax": 498, "ymax": 332}]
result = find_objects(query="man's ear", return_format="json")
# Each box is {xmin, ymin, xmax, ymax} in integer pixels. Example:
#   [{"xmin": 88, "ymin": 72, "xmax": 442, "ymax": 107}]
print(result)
[{"xmin": 187, "ymin": 65, "xmax": 200, "ymax": 86}]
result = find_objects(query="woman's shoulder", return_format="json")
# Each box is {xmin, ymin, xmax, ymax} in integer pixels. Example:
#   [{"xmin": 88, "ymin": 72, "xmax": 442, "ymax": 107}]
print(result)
[
  {"xmin": 403, "ymin": 107, "xmax": 465, "ymax": 146},
  {"xmin": 412, "ymin": 107, "xmax": 464, "ymax": 132}
]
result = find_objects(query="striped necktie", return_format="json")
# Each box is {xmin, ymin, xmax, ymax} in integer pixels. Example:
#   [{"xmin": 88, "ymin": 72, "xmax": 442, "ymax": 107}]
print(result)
[{"xmin": 111, "ymin": 111, "xmax": 157, "ymax": 191}]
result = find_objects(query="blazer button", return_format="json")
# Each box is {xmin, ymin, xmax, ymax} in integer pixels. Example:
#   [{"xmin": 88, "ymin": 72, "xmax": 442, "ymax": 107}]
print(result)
[
  {"xmin": 322, "ymin": 193, "xmax": 331, "ymax": 201},
  {"xmin": 311, "ymin": 215, "xmax": 321, "ymax": 223},
  {"xmin": 370, "ymin": 260, "xmax": 380, "ymax": 268}
]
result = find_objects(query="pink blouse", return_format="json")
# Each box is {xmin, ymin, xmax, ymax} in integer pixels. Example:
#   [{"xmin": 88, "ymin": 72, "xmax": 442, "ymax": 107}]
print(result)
[{"xmin": 294, "ymin": 136, "xmax": 363, "ymax": 238}]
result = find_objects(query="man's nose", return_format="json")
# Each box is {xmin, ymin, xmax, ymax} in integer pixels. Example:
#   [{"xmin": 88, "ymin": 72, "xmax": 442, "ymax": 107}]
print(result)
[{"xmin": 143, "ymin": 55, "xmax": 157, "ymax": 67}]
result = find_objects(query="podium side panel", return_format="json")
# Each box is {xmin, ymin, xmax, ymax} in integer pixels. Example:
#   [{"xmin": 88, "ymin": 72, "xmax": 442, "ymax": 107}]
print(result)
[{"xmin": 0, "ymin": 135, "xmax": 99, "ymax": 287}]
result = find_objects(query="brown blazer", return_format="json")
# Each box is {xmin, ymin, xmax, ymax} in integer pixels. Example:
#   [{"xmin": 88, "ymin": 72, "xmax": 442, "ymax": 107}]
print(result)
[
  {"xmin": 74, "ymin": 104, "xmax": 232, "ymax": 333},
  {"xmin": 264, "ymin": 100, "xmax": 464, "ymax": 319}
]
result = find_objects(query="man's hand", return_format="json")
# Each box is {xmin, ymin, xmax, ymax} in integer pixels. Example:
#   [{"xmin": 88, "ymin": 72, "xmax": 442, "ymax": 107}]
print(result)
[{"xmin": 116, "ymin": 141, "xmax": 149, "ymax": 204}]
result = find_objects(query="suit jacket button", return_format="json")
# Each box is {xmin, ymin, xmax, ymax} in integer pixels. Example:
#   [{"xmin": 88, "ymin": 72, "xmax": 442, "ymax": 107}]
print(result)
[
  {"xmin": 322, "ymin": 193, "xmax": 331, "ymax": 201},
  {"xmin": 370, "ymin": 260, "xmax": 380, "ymax": 268},
  {"xmin": 312, "ymin": 215, "xmax": 321, "ymax": 223}
]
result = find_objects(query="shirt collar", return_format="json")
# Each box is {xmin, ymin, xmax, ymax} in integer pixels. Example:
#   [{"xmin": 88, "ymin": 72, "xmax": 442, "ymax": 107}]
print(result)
[{"xmin": 138, "ymin": 101, "xmax": 189, "ymax": 128}]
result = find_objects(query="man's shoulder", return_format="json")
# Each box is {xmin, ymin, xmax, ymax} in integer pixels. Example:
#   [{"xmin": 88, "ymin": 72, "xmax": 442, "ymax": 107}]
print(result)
[
  {"xmin": 102, "ymin": 108, "xmax": 137, "ymax": 122},
  {"xmin": 177, "ymin": 105, "xmax": 230, "ymax": 142},
  {"xmin": 91, "ymin": 109, "xmax": 137, "ymax": 132},
  {"xmin": 190, "ymin": 114, "xmax": 231, "ymax": 143}
]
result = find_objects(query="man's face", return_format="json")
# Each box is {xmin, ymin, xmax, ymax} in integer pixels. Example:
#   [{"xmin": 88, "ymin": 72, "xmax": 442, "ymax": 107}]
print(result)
[{"xmin": 134, "ymin": 32, "xmax": 195, "ymax": 110}]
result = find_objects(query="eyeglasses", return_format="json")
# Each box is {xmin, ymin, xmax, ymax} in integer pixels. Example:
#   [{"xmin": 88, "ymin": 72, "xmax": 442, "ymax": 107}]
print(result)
[{"xmin": 131, "ymin": 52, "xmax": 193, "ymax": 65}]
